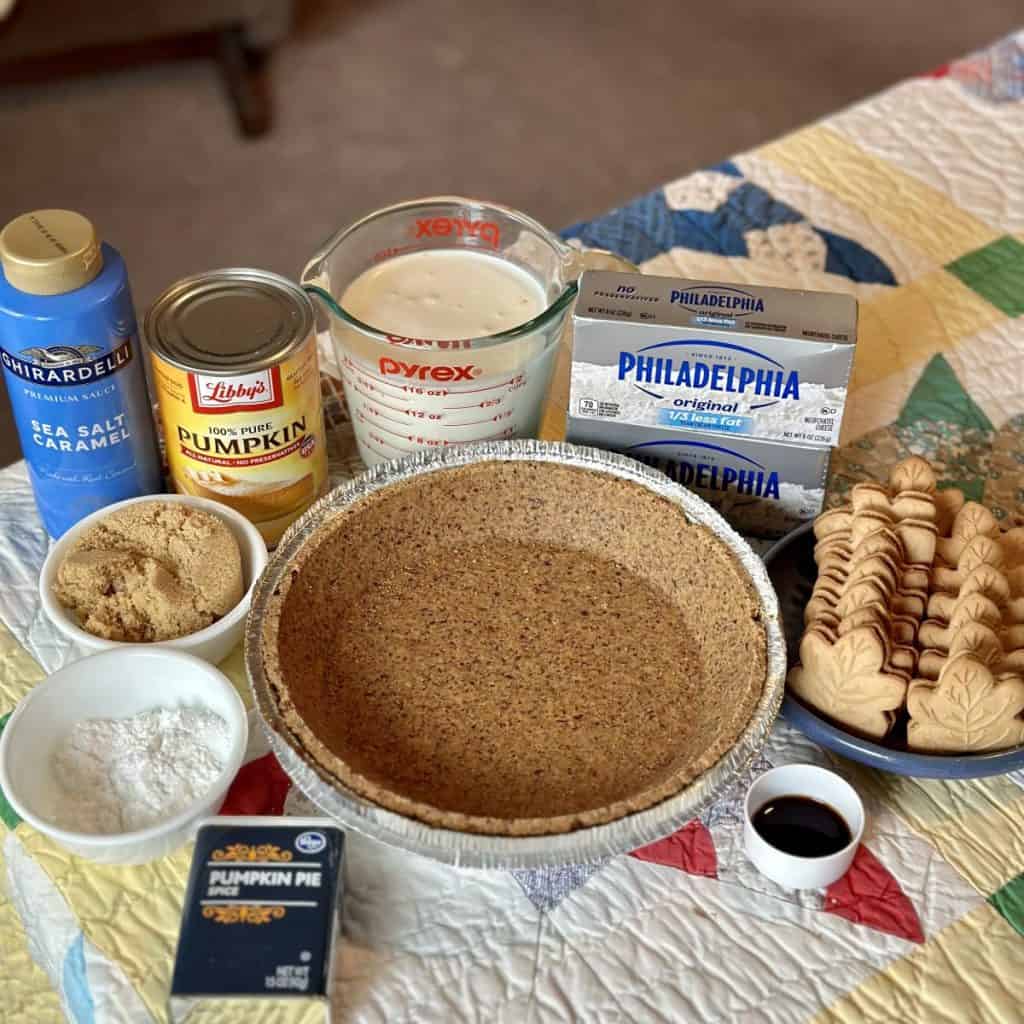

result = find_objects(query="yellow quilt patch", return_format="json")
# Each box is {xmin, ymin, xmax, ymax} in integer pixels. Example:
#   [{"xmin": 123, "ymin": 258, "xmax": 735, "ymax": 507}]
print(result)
[
  {"xmin": 815, "ymin": 902, "xmax": 1024, "ymax": 1023},
  {"xmin": 757, "ymin": 126, "xmax": 998, "ymax": 265}
]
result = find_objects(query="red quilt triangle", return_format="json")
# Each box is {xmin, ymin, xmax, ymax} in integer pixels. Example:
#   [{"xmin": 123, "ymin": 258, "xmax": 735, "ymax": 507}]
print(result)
[
  {"xmin": 825, "ymin": 845, "xmax": 924, "ymax": 943},
  {"xmin": 219, "ymin": 752, "xmax": 292, "ymax": 817},
  {"xmin": 631, "ymin": 821, "xmax": 718, "ymax": 878}
]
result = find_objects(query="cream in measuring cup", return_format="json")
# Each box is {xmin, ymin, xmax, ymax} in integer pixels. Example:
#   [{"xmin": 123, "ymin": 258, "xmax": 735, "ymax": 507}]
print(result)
[
  {"xmin": 302, "ymin": 197, "xmax": 626, "ymax": 466},
  {"xmin": 338, "ymin": 250, "xmax": 550, "ymax": 462}
]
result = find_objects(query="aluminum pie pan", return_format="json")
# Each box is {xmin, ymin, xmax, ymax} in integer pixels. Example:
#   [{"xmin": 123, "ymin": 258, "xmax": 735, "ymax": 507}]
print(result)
[{"xmin": 245, "ymin": 439, "xmax": 786, "ymax": 869}]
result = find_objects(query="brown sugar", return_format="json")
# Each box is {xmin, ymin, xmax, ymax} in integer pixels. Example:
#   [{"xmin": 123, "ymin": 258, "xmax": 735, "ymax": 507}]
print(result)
[
  {"xmin": 262, "ymin": 460, "xmax": 767, "ymax": 836},
  {"xmin": 55, "ymin": 501, "xmax": 243, "ymax": 642}
]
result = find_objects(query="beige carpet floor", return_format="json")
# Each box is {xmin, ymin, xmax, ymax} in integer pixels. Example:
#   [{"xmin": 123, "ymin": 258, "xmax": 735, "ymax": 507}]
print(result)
[{"xmin": 0, "ymin": 0, "xmax": 1019, "ymax": 467}]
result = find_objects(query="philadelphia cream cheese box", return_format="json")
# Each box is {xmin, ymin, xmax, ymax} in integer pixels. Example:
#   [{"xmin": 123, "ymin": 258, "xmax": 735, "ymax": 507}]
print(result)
[
  {"xmin": 568, "ymin": 417, "xmax": 830, "ymax": 539},
  {"xmin": 169, "ymin": 817, "xmax": 344, "ymax": 1023},
  {"xmin": 568, "ymin": 271, "xmax": 857, "ymax": 448}
]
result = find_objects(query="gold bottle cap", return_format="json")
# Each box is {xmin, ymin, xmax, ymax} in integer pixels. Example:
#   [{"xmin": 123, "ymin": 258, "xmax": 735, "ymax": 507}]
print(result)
[{"xmin": 0, "ymin": 210, "xmax": 103, "ymax": 296}]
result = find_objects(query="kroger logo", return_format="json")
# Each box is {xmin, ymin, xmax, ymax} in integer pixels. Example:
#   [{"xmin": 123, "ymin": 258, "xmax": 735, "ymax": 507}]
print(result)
[
  {"xmin": 669, "ymin": 285, "xmax": 765, "ymax": 316},
  {"xmin": 295, "ymin": 831, "xmax": 327, "ymax": 854},
  {"xmin": 379, "ymin": 357, "xmax": 481, "ymax": 382}
]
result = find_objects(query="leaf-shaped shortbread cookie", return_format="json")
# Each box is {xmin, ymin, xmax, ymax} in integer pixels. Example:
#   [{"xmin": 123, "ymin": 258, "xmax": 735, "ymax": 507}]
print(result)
[
  {"xmin": 814, "ymin": 508, "xmax": 852, "ymax": 540},
  {"xmin": 1000, "ymin": 527, "xmax": 1024, "ymax": 572},
  {"xmin": 788, "ymin": 629, "xmax": 907, "ymax": 739},
  {"xmin": 907, "ymin": 655, "xmax": 1024, "ymax": 753},
  {"xmin": 932, "ymin": 536, "xmax": 1004, "ymax": 592},
  {"xmin": 934, "ymin": 488, "xmax": 966, "ymax": 536},
  {"xmin": 855, "ymin": 530, "xmax": 903, "ymax": 563},
  {"xmin": 935, "ymin": 503, "xmax": 1000, "ymax": 564},
  {"xmin": 890, "ymin": 456, "xmax": 937, "ymax": 495},
  {"xmin": 895, "ymin": 519, "xmax": 938, "ymax": 566}
]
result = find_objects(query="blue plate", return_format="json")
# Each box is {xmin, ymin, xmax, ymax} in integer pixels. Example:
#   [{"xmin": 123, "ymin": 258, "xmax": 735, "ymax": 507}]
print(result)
[{"xmin": 763, "ymin": 521, "xmax": 1024, "ymax": 779}]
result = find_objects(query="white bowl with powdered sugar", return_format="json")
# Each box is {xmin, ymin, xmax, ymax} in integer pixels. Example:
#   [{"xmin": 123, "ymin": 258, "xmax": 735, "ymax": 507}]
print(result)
[{"xmin": 0, "ymin": 647, "xmax": 247, "ymax": 864}]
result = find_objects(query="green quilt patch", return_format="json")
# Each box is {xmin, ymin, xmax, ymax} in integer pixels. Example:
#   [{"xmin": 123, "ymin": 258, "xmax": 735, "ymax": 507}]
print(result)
[
  {"xmin": 897, "ymin": 353, "xmax": 993, "ymax": 433},
  {"xmin": 0, "ymin": 711, "xmax": 21, "ymax": 831},
  {"xmin": 990, "ymin": 872, "xmax": 1024, "ymax": 939},
  {"xmin": 947, "ymin": 235, "xmax": 1024, "ymax": 318}
]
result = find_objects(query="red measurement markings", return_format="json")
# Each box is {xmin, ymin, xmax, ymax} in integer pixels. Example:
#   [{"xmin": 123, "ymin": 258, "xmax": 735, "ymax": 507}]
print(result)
[
  {"xmin": 348, "ymin": 380, "xmax": 409, "ymax": 417},
  {"xmin": 456, "ymin": 378, "xmax": 518, "ymax": 395},
  {"xmin": 355, "ymin": 415, "xmax": 411, "ymax": 459},
  {"xmin": 360, "ymin": 435, "xmax": 391, "ymax": 461},
  {"xmin": 360, "ymin": 416, "xmax": 412, "ymax": 441},
  {"xmin": 400, "ymin": 385, "xmax": 450, "ymax": 397},
  {"xmin": 342, "ymin": 356, "xmax": 407, "ymax": 392},
  {"xmin": 437, "ymin": 409, "xmax": 514, "ymax": 428},
  {"xmin": 478, "ymin": 426, "xmax": 517, "ymax": 441},
  {"xmin": 368, "ymin": 429, "xmax": 405, "ymax": 451},
  {"xmin": 364, "ymin": 406, "xmax": 410, "ymax": 429},
  {"xmin": 444, "ymin": 397, "xmax": 503, "ymax": 410}
]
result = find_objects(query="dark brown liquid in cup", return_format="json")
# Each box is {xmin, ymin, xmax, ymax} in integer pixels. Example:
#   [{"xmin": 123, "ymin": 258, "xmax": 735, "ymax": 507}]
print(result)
[{"xmin": 752, "ymin": 795, "xmax": 852, "ymax": 858}]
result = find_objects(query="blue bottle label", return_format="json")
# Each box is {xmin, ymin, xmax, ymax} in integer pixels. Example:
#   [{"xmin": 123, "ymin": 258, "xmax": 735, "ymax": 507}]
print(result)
[
  {"xmin": 0, "ymin": 246, "xmax": 165, "ymax": 536},
  {"xmin": 1, "ymin": 339, "xmax": 133, "ymax": 387}
]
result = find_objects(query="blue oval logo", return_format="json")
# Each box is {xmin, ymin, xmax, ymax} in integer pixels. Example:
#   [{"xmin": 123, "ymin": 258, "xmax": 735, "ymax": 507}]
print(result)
[{"xmin": 295, "ymin": 831, "xmax": 327, "ymax": 854}]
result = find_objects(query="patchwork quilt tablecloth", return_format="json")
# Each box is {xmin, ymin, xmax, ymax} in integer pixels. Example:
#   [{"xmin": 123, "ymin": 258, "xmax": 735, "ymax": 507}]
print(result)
[{"xmin": 3, "ymin": 31, "xmax": 1024, "ymax": 1024}]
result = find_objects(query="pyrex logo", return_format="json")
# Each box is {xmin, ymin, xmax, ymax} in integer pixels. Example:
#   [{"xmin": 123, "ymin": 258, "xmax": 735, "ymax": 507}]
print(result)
[
  {"xmin": 386, "ymin": 335, "xmax": 473, "ymax": 350},
  {"xmin": 379, "ymin": 357, "xmax": 481, "ymax": 382},
  {"xmin": 188, "ymin": 367, "xmax": 283, "ymax": 414},
  {"xmin": 414, "ymin": 217, "xmax": 500, "ymax": 249},
  {"xmin": 670, "ymin": 285, "xmax": 765, "ymax": 316}
]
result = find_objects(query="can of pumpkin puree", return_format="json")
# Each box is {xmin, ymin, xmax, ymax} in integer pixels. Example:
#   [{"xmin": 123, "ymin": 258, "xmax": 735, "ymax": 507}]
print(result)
[{"xmin": 146, "ymin": 269, "xmax": 327, "ymax": 546}]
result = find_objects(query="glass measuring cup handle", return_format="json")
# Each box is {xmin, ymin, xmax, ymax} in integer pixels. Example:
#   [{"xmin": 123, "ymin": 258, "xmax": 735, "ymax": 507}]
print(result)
[
  {"xmin": 300, "ymin": 250, "xmax": 344, "ymax": 318},
  {"xmin": 303, "ymin": 282, "xmax": 344, "ymax": 319},
  {"xmin": 562, "ymin": 240, "xmax": 639, "ymax": 277}
]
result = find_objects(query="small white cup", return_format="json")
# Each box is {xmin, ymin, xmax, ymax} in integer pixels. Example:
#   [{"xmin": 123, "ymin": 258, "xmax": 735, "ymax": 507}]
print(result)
[
  {"xmin": 0, "ymin": 647, "xmax": 247, "ymax": 865},
  {"xmin": 743, "ymin": 764, "xmax": 864, "ymax": 890}
]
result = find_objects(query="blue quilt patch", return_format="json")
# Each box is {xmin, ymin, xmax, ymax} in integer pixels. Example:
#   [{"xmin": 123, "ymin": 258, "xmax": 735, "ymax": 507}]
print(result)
[{"xmin": 564, "ymin": 170, "xmax": 897, "ymax": 286}]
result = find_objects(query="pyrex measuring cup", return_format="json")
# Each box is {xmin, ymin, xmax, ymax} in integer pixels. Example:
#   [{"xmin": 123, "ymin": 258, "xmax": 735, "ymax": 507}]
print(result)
[{"xmin": 302, "ymin": 196, "xmax": 628, "ymax": 466}]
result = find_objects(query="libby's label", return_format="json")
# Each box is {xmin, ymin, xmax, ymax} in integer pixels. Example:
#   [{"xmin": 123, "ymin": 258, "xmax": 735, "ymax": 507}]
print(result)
[
  {"xmin": 189, "ymin": 367, "xmax": 283, "ymax": 413},
  {"xmin": 151, "ymin": 333, "xmax": 327, "ymax": 546}
]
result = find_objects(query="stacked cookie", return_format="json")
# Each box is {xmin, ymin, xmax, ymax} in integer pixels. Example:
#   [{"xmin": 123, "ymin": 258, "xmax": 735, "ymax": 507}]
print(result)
[
  {"xmin": 907, "ymin": 506, "xmax": 1024, "ymax": 753},
  {"xmin": 788, "ymin": 455, "xmax": 1024, "ymax": 752},
  {"xmin": 788, "ymin": 456, "xmax": 938, "ymax": 740}
]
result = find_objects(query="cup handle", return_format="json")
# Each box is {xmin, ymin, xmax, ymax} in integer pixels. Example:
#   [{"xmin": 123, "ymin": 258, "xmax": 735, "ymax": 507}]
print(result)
[{"xmin": 563, "ymin": 239, "xmax": 640, "ymax": 277}]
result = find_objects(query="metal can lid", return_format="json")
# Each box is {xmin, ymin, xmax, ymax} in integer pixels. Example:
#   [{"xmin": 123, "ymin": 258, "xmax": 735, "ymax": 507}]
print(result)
[
  {"xmin": 145, "ymin": 268, "xmax": 315, "ymax": 374},
  {"xmin": 0, "ymin": 210, "xmax": 103, "ymax": 296}
]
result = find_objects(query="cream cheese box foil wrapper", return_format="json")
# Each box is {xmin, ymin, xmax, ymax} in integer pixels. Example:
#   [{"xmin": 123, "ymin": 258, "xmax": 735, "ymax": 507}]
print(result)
[
  {"xmin": 566, "ymin": 417, "xmax": 829, "ymax": 539},
  {"xmin": 570, "ymin": 270, "xmax": 857, "ymax": 449}
]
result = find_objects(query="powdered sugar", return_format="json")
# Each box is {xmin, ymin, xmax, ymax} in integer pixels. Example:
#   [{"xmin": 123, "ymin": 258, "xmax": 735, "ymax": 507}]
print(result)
[{"xmin": 50, "ymin": 707, "xmax": 228, "ymax": 834}]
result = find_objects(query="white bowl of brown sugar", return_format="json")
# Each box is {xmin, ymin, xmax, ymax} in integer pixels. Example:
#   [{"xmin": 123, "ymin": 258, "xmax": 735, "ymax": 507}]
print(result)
[{"xmin": 40, "ymin": 494, "xmax": 268, "ymax": 665}]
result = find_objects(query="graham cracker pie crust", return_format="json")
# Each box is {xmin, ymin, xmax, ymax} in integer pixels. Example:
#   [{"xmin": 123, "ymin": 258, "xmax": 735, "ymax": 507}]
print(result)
[{"xmin": 260, "ymin": 460, "xmax": 767, "ymax": 836}]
